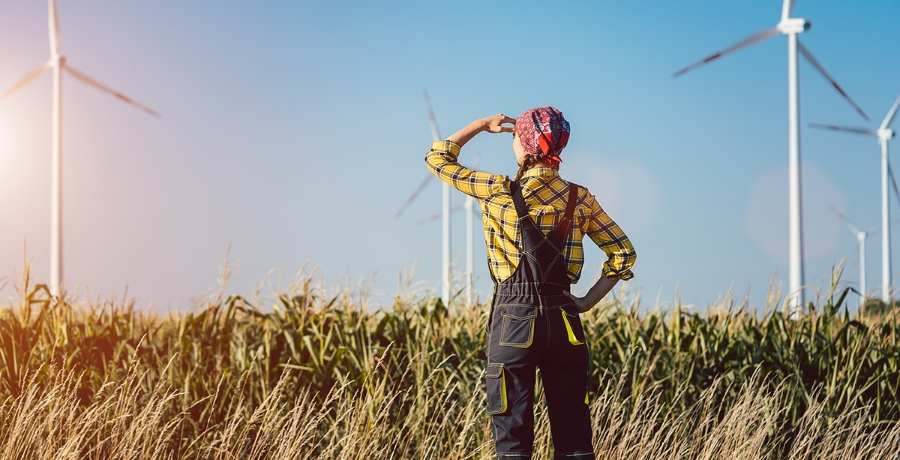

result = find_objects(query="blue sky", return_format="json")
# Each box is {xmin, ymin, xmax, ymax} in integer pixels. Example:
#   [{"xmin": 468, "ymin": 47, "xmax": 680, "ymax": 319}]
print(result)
[{"xmin": 1, "ymin": 0, "xmax": 899, "ymax": 311}]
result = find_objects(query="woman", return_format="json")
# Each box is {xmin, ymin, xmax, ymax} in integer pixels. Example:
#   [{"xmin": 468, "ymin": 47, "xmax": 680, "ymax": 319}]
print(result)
[{"xmin": 424, "ymin": 107, "xmax": 636, "ymax": 460}]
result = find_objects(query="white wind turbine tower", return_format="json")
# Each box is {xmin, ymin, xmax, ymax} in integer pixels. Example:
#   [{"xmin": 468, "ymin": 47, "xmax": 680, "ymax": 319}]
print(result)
[
  {"xmin": 426, "ymin": 92, "xmax": 452, "ymax": 306},
  {"xmin": 395, "ymin": 91, "xmax": 453, "ymax": 305},
  {"xmin": 811, "ymin": 95, "xmax": 900, "ymax": 303},
  {"xmin": 830, "ymin": 206, "xmax": 880, "ymax": 302},
  {"xmin": 673, "ymin": 0, "xmax": 870, "ymax": 315},
  {"xmin": 0, "ymin": 0, "xmax": 159, "ymax": 296}
]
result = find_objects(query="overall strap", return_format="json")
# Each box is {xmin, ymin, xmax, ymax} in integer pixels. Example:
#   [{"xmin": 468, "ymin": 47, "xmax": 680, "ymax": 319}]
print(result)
[
  {"xmin": 511, "ymin": 180, "xmax": 579, "ymax": 222},
  {"xmin": 509, "ymin": 180, "xmax": 530, "ymax": 219},
  {"xmin": 563, "ymin": 182, "xmax": 579, "ymax": 222}
]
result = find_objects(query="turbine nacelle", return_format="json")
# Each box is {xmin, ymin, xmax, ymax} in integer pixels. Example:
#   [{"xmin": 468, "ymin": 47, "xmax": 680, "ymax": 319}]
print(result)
[
  {"xmin": 877, "ymin": 129, "xmax": 895, "ymax": 142},
  {"xmin": 777, "ymin": 18, "xmax": 810, "ymax": 35}
]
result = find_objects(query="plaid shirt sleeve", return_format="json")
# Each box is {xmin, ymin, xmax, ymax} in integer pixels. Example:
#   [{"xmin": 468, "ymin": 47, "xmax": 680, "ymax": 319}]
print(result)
[
  {"xmin": 579, "ymin": 191, "xmax": 637, "ymax": 281},
  {"xmin": 424, "ymin": 140, "xmax": 506, "ymax": 200}
]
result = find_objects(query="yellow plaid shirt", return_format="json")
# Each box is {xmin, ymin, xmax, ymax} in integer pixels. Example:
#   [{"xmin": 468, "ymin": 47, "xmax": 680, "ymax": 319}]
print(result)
[{"xmin": 424, "ymin": 140, "xmax": 636, "ymax": 284}]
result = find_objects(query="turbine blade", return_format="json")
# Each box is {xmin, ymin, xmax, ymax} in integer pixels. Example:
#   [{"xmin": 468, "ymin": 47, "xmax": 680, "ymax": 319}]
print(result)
[
  {"xmin": 808, "ymin": 123, "xmax": 877, "ymax": 137},
  {"xmin": 889, "ymin": 162, "xmax": 900, "ymax": 205},
  {"xmin": 830, "ymin": 205, "xmax": 860, "ymax": 235},
  {"xmin": 49, "ymin": 0, "xmax": 60, "ymax": 55},
  {"xmin": 782, "ymin": 0, "xmax": 796, "ymax": 21},
  {"xmin": 416, "ymin": 204, "xmax": 465, "ymax": 226},
  {"xmin": 64, "ymin": 65, "xmax": 160, "ymax": 117},
  {"xmin": 395, "ymin": 174, "xmax": 434, "ymax": 219},
  {"xmin": 473, "ymin": 150, "xmax": 482, "ymax": 170},
  {"xmin": 0, "ymin": 63, "xmax": 51, "ymax": 102},
  {"xmin": 423, "ymin": 90, "xmax": 442, "ymax": 141},
  {"xmin": 797, "ymin": 41, "xmax": 870, "ymax": 122},
  {"xmin": 866, "ymin": 226, "xmax": 882, "ymax": 236},
  {"xmin": 880, "ymin": 94, "xmax": 900, "ymax": 131},
  {"xmin": 416, "ymin": 211, "xmax": 442, "ymax": 226},
  {"xmin": 672, "ymin": 28, "xmax": 779, "ymax": 78}
]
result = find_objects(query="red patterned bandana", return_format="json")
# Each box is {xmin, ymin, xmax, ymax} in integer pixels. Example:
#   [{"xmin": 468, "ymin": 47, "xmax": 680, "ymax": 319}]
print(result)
[{"xmin": 515, "ymin": 106, "xmax": 570, "ymax": 170}]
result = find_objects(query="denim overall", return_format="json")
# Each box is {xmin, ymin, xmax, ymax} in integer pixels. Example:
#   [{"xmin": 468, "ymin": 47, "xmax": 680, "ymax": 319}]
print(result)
[{"xmin": 485, "ymin": 180, "xmax": 594, "ymax": 460}]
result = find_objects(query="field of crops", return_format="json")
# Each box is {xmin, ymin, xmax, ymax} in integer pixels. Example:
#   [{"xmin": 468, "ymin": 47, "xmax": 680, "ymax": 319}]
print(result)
[{"xmin": 1, "ymin": 263, "xmax": 899, "ymax": 459}]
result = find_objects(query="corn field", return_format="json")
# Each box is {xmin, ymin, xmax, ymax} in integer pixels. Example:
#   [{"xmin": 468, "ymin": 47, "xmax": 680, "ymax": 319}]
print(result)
[{"xmin": 1, "ymin": 261, "xmax": 899, "ymax": 459}]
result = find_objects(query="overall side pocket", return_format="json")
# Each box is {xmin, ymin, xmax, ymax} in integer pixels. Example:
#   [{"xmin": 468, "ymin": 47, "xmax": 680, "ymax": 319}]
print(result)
[
  {"xmin": 561, "ymin": 305, "xmax": 585, "ymax": 346},
  {"xmin": 485, "ymin": 363, "xmax": 507, "ymax": 415}
]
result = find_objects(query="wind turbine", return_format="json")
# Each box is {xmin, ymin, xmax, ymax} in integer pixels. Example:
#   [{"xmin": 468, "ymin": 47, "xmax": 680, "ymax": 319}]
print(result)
[
  {"xmin": 427, "ymin": 92, "xmax": 452, "ymax": 306},
  {"xmin": 811, "ymin": 95, "xmax": 900, "ymax": 303},
  {"xmin": 673, "ymin": 0, "xmax": 869, "ymax": 314},
  {"xmin": 395, "ymin": 91, "xmax": 451, "ymax": 305},
  {"xmin": 0, "ymin": 0, "xmax": 159, "ymax": 296},
  {"xmin": 831, "ymin": 206, "xmax": 880, "ymax": 302}
]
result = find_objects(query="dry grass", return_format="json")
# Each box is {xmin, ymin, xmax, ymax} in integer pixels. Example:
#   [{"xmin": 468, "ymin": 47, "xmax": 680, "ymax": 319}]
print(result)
[
  {"xmin": 0, "ymin": 260, "xmax": 898, "ymax": 459},
  {"xmin": 2, "ymin": 354, "xmax": 899, "ymax": 459}
]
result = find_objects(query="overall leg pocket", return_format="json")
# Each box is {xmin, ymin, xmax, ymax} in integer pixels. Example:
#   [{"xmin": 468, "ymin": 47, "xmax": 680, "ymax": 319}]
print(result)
[
  {"xmin": 561, "ymin": 306, "xmax": 585, "ymax": 346},
  {"xmin": 498, "ymin": 305, "xmax": 537, "ymax": 348},
  {"xmin": 485, "ymin": 363, "xmax": 507, "ymax": 415}
]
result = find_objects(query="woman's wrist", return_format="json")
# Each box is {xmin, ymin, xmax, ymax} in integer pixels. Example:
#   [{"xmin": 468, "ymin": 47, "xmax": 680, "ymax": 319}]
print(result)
[{"xmin": 448, "ymin": 120, "xmax": 486, "ymax": 147}]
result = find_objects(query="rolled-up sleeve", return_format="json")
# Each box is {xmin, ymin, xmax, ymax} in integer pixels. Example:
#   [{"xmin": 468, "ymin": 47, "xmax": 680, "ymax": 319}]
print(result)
[
  {"xmin": 424, "ymin": 140, "xmax": 505, "ymax": 200},
  {"xmin": 581, "ymin": 193, "xmax": 636, "ymax": 281}
]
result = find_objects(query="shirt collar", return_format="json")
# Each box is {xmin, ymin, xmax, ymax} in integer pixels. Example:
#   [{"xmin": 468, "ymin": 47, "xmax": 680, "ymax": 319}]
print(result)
[{"xmin": 522, "ymin": 167, "xmax": 559, "ymax": 180}]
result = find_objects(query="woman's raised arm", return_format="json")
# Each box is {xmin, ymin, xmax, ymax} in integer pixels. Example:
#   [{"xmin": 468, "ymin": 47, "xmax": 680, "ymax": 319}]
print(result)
[{"xmin": 446, "ymin": 114, "xmax": 516, "ymax": 147}]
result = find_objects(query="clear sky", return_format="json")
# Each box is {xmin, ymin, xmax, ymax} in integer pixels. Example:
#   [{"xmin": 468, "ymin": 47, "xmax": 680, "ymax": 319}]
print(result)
[{"xmin": 1, "ymin": 0, "xmax": 899, "ymax": 311}]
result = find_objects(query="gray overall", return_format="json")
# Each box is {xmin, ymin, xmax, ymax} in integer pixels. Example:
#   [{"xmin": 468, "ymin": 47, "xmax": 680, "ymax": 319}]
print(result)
[{"xmin": 485, "ymin": 180, "xmax": 595, "ymax": 460}]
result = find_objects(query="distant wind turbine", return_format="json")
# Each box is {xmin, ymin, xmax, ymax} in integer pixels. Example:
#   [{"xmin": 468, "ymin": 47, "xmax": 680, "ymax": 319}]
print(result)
[
  {"xmin": 396, "ymin": 91, "xmax": 450, "ymax": 305},
  {"xmin": 673, "ymin": 0, "xmax": 869, "ymax": 314},
  {"xmin": 830, "ymin": 206, "xmax": 880, "ymax": 302},
  {"xmin": 0, "ymin": 0, "xmax": 159, "ymax": 295},
  {"xmin": 425, "ymin": 92, "xmax": 451, "ymax": 306},
  {"xmin": 811, "ymin": 95, "xmax": 900, "ymax": 303}
]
